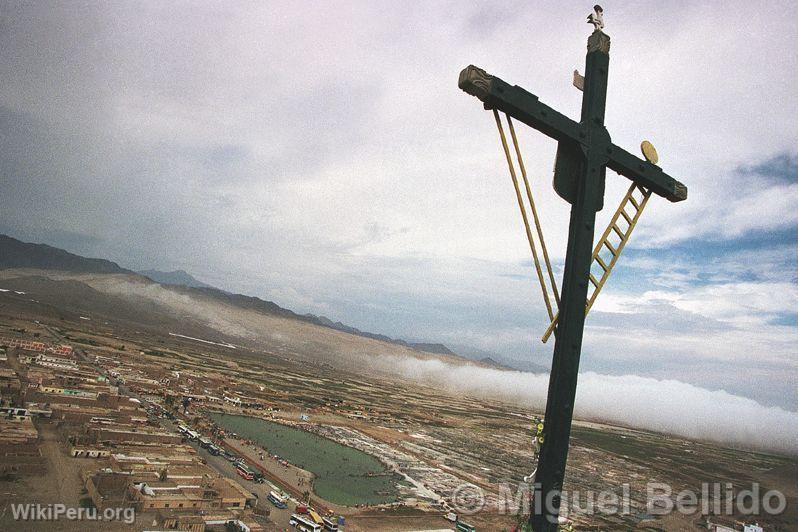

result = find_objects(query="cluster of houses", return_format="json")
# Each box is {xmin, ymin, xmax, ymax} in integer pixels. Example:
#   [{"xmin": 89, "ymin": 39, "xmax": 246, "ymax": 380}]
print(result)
[{"xmin": 0, "ymin": 326, "xmax": 268, "ymax": 531}]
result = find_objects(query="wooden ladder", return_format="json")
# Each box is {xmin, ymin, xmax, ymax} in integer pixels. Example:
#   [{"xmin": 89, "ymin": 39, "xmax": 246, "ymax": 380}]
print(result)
[{"xmin": 542, "ymin": 183, "xmax": 652, "ymax": 342}]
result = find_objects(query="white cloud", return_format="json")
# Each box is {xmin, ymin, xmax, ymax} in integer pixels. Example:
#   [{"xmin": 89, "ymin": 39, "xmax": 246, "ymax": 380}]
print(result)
[
  {"xmin": 1, "ymin": 1, "xmax": 797, "ymax": 415},
  {"xmin": 381, "ymin": 355, "xmax": 798, "ymax": 454},
  {"xmin": 267, "ymin": 286, "xmax": 331, "ymax": 315},
  {"xmin": 596, "ymin": 282, "xmax": 798, "ymax": 327}
]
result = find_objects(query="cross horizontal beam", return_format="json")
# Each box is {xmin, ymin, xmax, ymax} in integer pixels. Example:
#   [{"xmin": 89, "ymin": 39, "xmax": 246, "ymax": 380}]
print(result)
[
  {"xmin": 605, "ymin": 144, "xmax": 687, "ymax": 202},
  {"xmin": 459, "ymin": 65, "xmax": 582, "ymax": 144},
  {"xmin": 458, "ymin": 65, "xmax": 688, "ymax": 202}
]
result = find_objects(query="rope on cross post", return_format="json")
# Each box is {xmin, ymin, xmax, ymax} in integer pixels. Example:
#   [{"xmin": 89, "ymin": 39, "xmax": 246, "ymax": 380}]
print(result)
[{"xmin": 492, "ymin": 109, "xmax": 559, "ymax": 322}]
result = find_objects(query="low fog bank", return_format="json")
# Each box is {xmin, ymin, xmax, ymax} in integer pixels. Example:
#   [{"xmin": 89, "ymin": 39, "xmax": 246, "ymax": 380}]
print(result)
[
  {"xmin": 82, "ymin": 276, "xmax": 798, "ymax": 454},
  {"xmin": 88, "ymin": 276, "xmax": 255, "ymax": 339},
  {"xmin": 378, "ymin": 355, "xmax": 798, "ymax": 455}
]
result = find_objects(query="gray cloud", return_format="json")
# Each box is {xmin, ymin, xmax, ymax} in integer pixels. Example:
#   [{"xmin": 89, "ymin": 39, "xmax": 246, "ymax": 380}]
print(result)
[
  {"xmin": 1, "ymin": 2, "xmax": 797, "ymax": 418},
  {"xmin": 379, "ymin": 355, "xmax": 798, "ymax": 455}
]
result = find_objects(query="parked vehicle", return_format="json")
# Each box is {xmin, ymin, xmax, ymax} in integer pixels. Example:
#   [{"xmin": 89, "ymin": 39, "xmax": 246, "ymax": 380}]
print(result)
[
  {"xmin": 289, "ymin": 514, "xmax": 321, "ymax": 532},
  {"xmin": 456, "ymin": 521, "xmax": 476, "ymax": 532},
  {"xmin": 236, "ymin": 463, "xmax": 254, "ymax": 481},
  {"xmin": 268, "ymin": 490, "xmax": 288, "ymax": 509}
]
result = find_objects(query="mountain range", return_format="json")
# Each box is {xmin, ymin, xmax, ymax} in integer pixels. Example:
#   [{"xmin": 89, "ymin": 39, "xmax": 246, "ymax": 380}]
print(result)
[
  {"xmin": 138, "ymin": 269, "xmax": 215, "ymax": 289},
  {"xmin": 0, "ymin": 233, "xmax": 511, "ymax": 366},
  {"xmin": 0, "ymin": 234, "xmax": 130, "ymax": 274}
]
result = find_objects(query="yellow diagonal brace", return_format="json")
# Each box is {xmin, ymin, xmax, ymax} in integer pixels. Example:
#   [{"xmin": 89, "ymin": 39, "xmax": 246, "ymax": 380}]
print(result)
[
  {"xmin": 493, "ymin": 109, "xmax": 556, "ymax": 322},
  {"xmin": 506, "ymin": 116, "xmax": 560, "ymax": 308}
]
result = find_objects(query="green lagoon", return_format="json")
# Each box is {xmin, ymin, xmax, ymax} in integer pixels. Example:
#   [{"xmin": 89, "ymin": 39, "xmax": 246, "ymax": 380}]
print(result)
[{"xmin": 209, "ymin": 412, "xmax": 401, "ymax": 506}]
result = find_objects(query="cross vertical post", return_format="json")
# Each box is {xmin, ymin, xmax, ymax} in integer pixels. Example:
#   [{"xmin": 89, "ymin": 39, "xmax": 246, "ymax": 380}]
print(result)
[
  {"xmin": 530, "ymin": 30, "xmax": 610, "ymax": 531},
  {"xmin": 458, "ymin": 11, "xmax": 687, "ymax": 532}
]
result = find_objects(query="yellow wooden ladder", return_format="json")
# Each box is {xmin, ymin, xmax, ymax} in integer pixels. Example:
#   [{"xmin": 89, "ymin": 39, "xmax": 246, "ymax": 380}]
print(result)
[{"xmin": 541, "ymin": 183, "xmax": 652, "ymax": 342}]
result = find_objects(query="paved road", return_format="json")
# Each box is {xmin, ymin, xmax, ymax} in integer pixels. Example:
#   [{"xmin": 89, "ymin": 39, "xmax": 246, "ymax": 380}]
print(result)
[{"xmin": 158, "ymin": 416, "xmax": 297, "ymax": 531}]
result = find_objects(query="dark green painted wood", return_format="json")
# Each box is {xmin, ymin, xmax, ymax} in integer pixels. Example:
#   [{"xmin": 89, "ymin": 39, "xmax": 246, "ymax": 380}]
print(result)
[
  {"xmin": 528, "ymin": 33, "xmax": 611, "ymax": 532},
  {"xmin": 553, "ymin": 140, "xmax": 584, "ymax": 208},
  {"xmin": 457, "ymin": 62, "xmax": 687, "ymax": 203},
  {"xmin": 458, "ymin": 28, "xmax": 688, "ymax": 532},
  {"xmin": 459, "ymin": 65, "xmax": 584, "ymax": 144}
]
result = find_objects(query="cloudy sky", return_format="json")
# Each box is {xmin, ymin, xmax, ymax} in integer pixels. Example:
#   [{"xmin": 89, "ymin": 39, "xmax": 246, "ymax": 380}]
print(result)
[{"xmin": 1, "ymin": 2, "xmax": 796, "ymax": 409}]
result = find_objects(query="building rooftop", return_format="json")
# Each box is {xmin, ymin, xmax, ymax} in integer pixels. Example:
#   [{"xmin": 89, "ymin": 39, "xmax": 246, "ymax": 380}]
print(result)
[{"xmin": 0, "ymin": 415, "xmax": 38, "ymax": 445}]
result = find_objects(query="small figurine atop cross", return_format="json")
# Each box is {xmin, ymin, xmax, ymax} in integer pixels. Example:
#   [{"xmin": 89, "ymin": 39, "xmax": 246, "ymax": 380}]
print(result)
[
  {"xmin": 587, "ymin": 4, "xmax": 604, "ymax": 31},
  {"xmin": 458, "ymin": 7, "xmax": 687, "ymax": 531}
]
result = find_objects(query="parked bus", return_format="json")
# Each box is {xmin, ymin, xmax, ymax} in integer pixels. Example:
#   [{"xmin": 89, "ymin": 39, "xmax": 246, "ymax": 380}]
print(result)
[
  {"xmin": 456, "ymin": 521, "xmax": 476, "ymax": 532},
  {"xmin": 180, "ymin": 426, "xmax": 199, "ymax": 439},
  {"xmin": 268, "ymin": 490, "xmax": 288, "ymax": 509},
  {"xmin": 289, "ymin": 514, "xmax": 322, "ymax": 532},
  {"xmin": 321, "ymin": 516, "xmax": 339, "ymax": 531},
  {"xmin": 236, "ymin": 463, "xmax": 254, "ymax": 481}
]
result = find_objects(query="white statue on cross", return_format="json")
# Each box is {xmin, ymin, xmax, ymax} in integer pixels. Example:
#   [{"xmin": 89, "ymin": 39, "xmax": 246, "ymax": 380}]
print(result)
[{"xmin": 588, "ymin": 4, "xmax": 604, "ymax": 31}]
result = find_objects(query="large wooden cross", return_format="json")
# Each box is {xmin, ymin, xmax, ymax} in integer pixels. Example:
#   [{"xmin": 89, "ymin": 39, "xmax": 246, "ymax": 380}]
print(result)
[{"xmin": 458, "ymin": 27, "xmax": 687, "ymax": 530}]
